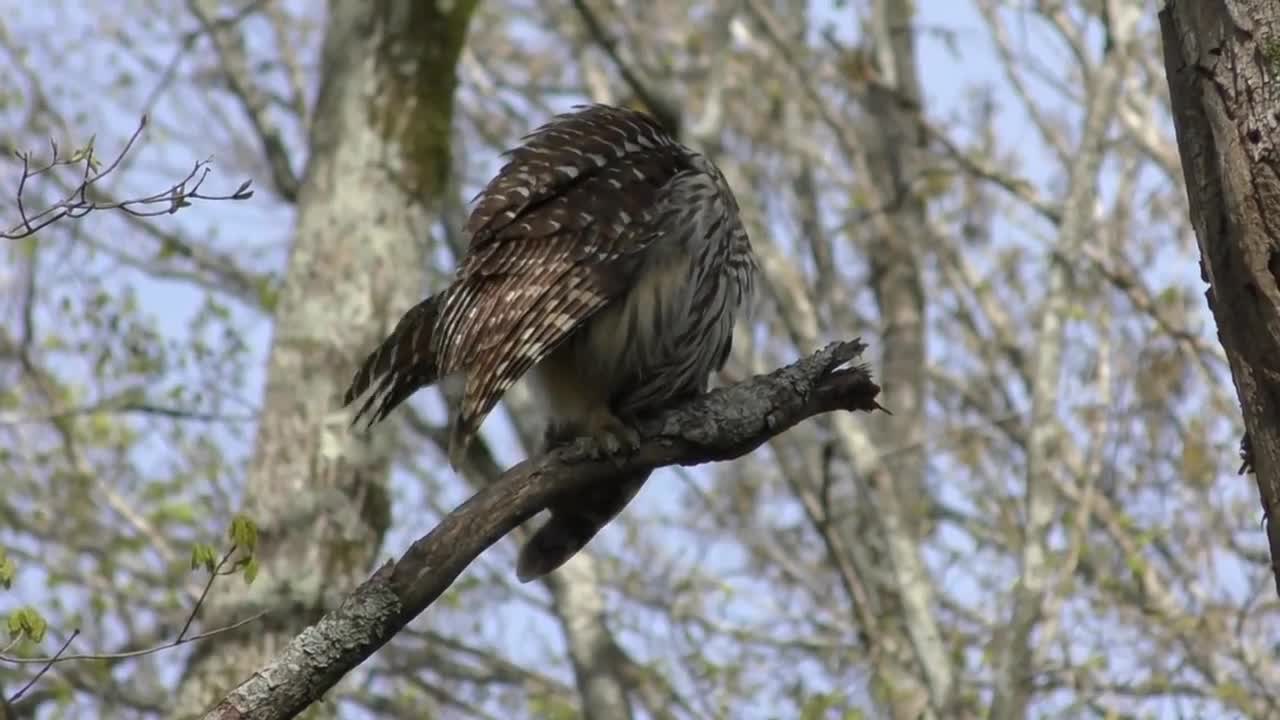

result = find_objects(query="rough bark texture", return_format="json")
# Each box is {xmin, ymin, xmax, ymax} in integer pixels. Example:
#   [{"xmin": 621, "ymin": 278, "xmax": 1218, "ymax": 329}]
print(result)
[
  {"xmin": 1160, "ymin": 0, "xmax": 1280, "ymax": 596},
  {"xmin": 171, "ymin": 1, "xmax": 477, "ymax": 715},
  {"xmin": 199, "ymin": 340, "xmax": 880, "ymax": 720}
]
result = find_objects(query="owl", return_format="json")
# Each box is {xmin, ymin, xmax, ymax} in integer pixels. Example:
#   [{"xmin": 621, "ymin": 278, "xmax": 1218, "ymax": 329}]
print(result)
[{"xmin": 343, "ymin": 104, "xmax": 754, "ymax": 581}]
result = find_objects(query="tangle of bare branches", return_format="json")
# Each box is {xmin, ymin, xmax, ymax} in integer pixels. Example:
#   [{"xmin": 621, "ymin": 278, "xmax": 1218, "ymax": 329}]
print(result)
[
  {"xmin": 2, "ymin": 115, "xmax": 254, "ymax": 240},
  {"xmin": 1, "ymin": 538, "xmax": 267, "ymax": 705}
]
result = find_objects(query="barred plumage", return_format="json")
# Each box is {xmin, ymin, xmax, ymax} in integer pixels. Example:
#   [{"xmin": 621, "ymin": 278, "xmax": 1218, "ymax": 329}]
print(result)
[{"xmin": 343, "ymin": 104, "xmax": 755, "ymax": 581}]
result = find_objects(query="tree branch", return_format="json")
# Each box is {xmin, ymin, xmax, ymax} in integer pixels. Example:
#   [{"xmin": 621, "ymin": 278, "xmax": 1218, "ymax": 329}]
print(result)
[
  {"xmin": 568, "ymin": 0, "xmax": 681, "ymax": 134},
  {"xmin": 1, "ymin": 116, "xmax": 254, "ymax": 239},
  {"xmin": 199, "ymin": 339, "xmax": 881, "ymax": 719},
  {"xmin": 187, "ymin": 0, "xmax": 300, "ymax": 203}
]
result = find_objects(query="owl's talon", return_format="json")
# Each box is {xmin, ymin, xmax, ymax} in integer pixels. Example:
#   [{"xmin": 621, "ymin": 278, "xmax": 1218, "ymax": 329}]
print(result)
[
  {"xmin": 590, "ymin": 424, "xmax": 641, "ymax": 458},
  {"xmin": 545, "ymin": 413, "xmax": 641, "ymax": 459},
  {"xmin": 619, "ymin": 425, "xmax": 642, "ymax": 452},
  {"xmin": 597, "ymin": 434, "xmax": 620, "ymax": 457},
  {"xmin": 578, "ymin": 411, "xmax": 641, "ymax": 460}
]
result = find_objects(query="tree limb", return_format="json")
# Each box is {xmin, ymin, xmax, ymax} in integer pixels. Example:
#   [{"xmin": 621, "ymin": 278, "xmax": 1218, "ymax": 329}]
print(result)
[
  {"xmin": 567, "ymin": 0, "xmax": 681, "ymax": 135},
  {"xmin": 187, "ymin": 0, "xmax": 300, "ymax": 203},
  {"xmin": 1, "ymin": 116, "xmax": 253, "ymax": 239},
  {"xmin": 199, "ymin": 339, "xmax": 881, "ymax": 720}
]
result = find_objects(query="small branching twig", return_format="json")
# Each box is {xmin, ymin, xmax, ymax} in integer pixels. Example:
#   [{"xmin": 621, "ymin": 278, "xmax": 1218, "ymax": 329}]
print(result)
[
  {"xmin": 0, "ymin": 615, "xmax": 266, "ymax": 670},
  {"xmin": 178, "ymin": 544, "xmax": 240, "ymax": 643},
  {"xmin": 5, "ymin": 629, "xmax": 79, "ymax": 704},
  {"xmin": 1, "ymin": 517, "xmax": 264, "ymax": 703},
  {"xmin": 2, "ymin": 115, "xmax": 254, "ymax": 240}
]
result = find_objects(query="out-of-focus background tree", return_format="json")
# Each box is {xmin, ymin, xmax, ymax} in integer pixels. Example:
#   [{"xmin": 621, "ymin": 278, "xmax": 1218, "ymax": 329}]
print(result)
[{"xmin": 2, "ymin": 1, "xmax": 1276, "ymax": 718}]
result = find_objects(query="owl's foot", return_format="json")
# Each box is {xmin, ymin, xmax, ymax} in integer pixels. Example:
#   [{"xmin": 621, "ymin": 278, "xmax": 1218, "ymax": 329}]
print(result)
[
  {"xmin": 585, "ymin": 411, "xmax": 642, "ymax": 458},
  {"xmin": 545, "ymin": 409, "xmax": 642, "ymax": 460}
]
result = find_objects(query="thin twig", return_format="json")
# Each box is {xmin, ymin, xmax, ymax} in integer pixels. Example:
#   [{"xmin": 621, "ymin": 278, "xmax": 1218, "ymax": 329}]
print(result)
[
  {"xmin": 0, "ymin": 542, "xmax": 263, "ymax": 705},
  {"xmin": 568, "ymin": 0, "xmax": 680, "ymax": 133},
  {"xmin": 2, "ymin": 115, "xmax": 254, "ymax": 239},
  {"xmin": 6, "ymin": 629, "xmax": 79, "ymax": 704},
  {"xmin": 0, "ymin": 613, "xmax": 268, "ymax": 666},
  {"xmin": 178, "ymin": 545, "xmax": 240, "ymax": 642}
]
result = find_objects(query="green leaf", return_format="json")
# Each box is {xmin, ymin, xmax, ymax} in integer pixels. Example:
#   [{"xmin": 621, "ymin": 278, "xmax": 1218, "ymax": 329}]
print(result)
[
  {"xmin": 256, "ymin": 278, "xmax": 279, "ymax": 312},
  {"xmin": 151, "ymin": 501, "xmax": 197, "ymax": 525},
  {"xmin": 0, "ymin": 548, "xmax": 14, "ymax": 589},
  {"xmin": 190, "ymin": 543, "xmax": 218, "ymax": 573},
  {"xmin": 7, "ymin": 606, "xmax": 48, "ymax": 643},
  {"xmin": 68, "ymin": 136, "xmax": 95, "ymax": 164},
  {"xmin": 242, "ymin": 557, "xmax": 259, "ymax": 586},
  {"xmin": 228, "ymin": 514, "xmax": 258, "ymax": 553},
  {"xmin": 800, "ymin": 692, "xmax": 841, "ymax": 720}
]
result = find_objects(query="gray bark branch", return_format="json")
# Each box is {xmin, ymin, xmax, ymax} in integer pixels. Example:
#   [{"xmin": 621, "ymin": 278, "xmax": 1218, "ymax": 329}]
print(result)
[{"xmin": 198, "ymin": 340, "xmax": 881, "ymax": 720}]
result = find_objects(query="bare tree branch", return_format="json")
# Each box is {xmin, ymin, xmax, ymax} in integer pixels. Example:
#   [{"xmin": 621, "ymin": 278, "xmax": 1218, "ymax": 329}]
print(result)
[
  {"xmin": 187, "ymin": 0, "xmax": 301, "ymax": 202},
  {"xmin": 568, "ymin": 0, "xmax": 681, "ymax": 133},
  {"xmin": 1, "ymin": 116, "xmax": 253, "ymax": 239},
  {"xmin": 200, "ymin": 340, "xmax": 881, "ymax": 720}
]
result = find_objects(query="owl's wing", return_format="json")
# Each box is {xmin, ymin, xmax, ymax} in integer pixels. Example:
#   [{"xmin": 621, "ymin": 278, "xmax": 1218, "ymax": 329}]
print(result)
[
  {"xmin": 461, "ymin": 104, "xmax": 679, "ymax": 260},
  {"xmin": 433, "ymin": 105, "xmax": 693, "ymax": 460}
]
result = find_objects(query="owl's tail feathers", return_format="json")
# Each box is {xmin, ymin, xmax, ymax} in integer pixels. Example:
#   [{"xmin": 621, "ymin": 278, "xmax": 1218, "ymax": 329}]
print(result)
[
  {"xmin": 342, "ymin": 292, "xmax": 444, "ymax": 429},
  {"xmin": 446, "ymin": 413, "xmax": 479, "ymax": 471},
  {"xmin": 515, "ymin": 469, "xmax": 651, "ymax": 582}
]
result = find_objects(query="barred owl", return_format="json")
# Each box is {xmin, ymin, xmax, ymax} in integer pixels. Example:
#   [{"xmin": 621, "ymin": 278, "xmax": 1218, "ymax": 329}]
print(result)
[{"xmin": 343, "ymin": 104, "xmax": 755, "ymax": 581}]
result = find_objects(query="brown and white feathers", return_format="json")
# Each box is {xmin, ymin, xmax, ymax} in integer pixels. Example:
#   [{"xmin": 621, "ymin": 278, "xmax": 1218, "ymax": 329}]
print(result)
[
  {"xmin": 345, "ymin": 104, "xmax": 752, "ymax": 452},
  {"xmin": 342, "ymin": 104, "xmax": 754, "ymax": 577}
]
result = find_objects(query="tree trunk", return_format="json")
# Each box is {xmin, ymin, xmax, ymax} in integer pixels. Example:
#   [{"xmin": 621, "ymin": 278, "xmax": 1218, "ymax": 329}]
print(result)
[
  {"xmin": 1160, "ymin": 0, "xmax": 1280, "ymax": 596},
  {"xmin": 990, "ymin": 5, "xmax": 1139, "ymax": 718},
  {"xmin": 172, "ymin": 0, "xmax": 477, "ymax": 714},
  {"xmin": 855, "ymin": 1, "xmax": 953, "ymax": 716}
]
